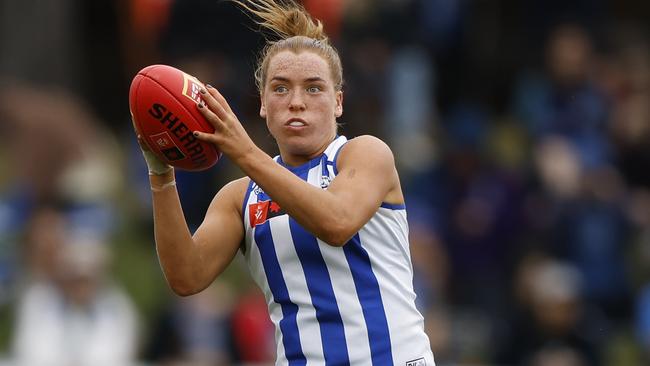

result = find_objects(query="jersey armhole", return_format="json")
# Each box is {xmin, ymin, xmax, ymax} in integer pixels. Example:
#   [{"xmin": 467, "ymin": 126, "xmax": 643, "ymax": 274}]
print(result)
[
  {"xmin": 239, "ymin": 179, "xmax": 256, "ymax": 255},
  {"xmin": 332, "ymin": 140, "xmax": 350, "ymax": 176},
  {"xmin": 241, "ymin": 178, "xmax": 255, "ymax": 223}
]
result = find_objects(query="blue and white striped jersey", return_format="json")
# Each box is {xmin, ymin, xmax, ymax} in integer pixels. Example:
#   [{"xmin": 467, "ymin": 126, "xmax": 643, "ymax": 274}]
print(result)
[{"xmin": 242, "ymin": 136, "xmax": 435, "ymax": 366}]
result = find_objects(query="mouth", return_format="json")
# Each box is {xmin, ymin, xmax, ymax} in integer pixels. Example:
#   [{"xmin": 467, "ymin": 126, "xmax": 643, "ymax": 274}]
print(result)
[{"xmin": 285, "ymin": 118, "xmax": 307, "ymax": 127}]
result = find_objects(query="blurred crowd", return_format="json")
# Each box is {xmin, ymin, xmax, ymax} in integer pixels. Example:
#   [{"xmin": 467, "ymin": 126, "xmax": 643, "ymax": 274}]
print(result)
[{"xmin": 0, "ymin": 0, "xmax": 649, "ymax": 365}]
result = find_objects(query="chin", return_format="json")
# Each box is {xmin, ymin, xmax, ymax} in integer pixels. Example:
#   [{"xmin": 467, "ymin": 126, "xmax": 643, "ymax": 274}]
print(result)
[{"xmin": 281, "ymin": 137, "xmax": 319, "ymax": 156}]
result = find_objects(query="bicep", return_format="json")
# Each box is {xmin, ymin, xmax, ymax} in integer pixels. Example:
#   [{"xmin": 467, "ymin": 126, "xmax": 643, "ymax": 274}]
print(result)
[{"xmin": 191, "ymin": 179, "xmax": 247, "ymax": 279}]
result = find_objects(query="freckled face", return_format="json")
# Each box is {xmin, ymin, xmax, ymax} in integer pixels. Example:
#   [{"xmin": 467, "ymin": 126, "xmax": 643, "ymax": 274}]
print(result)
[{"xmin": 260, "ymin": 50, "xmax": 343, "ymax": 164}]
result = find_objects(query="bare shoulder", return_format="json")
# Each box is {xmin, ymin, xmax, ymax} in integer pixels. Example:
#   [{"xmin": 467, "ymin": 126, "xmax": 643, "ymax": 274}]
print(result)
[
  {"xmin": 221, "ymin": 176, "xmax": 251, "ymax": 194},
  {"xmin": 209, "ymin": 176, "xmax": 251, "ymax": 215},
  {"xmin": 338, "ymin": 135, "xmax": 396, "ymax": 168}
]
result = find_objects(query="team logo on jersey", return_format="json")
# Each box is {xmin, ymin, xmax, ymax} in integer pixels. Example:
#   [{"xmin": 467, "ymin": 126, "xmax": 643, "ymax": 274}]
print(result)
[
  {"xmin": 249, "ymin": 200, "xmax": 286, "ymax": 227},
  {"xmin": 320, "ymin": 175, "xmax": 332, "ymax": 189},
  {"xmin": 406, "ymin": 358, "xmax": 426, "ymax": 366}
]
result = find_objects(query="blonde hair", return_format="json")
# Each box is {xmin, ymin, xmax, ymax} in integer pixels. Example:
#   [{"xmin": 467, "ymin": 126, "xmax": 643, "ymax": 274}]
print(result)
[{"xmin": 232, "ymin": 0, "xmax": 343, "ymax": 93}]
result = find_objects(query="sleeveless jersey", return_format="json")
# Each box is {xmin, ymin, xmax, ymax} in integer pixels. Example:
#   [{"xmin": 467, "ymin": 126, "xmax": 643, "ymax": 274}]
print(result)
[{"xmin": 241, "ymin": 136, "xmax": 435, "ymax": 366}]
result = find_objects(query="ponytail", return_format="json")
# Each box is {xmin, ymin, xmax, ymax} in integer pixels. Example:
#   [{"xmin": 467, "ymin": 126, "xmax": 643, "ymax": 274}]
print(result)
[{"xmin": 232, "ymin": 0, "xmax": 344, "ymax": 92}]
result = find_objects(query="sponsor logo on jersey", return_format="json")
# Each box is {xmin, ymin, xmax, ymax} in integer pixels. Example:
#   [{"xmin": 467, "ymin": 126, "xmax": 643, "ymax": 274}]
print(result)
[
  {"xmin": 406, "ymin": 358, "xmax": 426, "ymax": 366},
  {"xmin": 249, "ymin": 200, "xmax": 286, "ymax": 227}
]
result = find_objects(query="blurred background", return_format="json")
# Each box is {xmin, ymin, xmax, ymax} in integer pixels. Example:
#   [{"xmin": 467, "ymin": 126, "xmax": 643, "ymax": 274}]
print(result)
[{"xmin": 0, "ymin": 0, "xmax": 649, "ymax": 365}]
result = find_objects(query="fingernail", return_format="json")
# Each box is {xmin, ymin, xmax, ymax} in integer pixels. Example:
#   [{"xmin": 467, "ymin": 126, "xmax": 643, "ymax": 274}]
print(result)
[
  {"xmin": 198, "ymin": 103, "xmax": 204, "ymax": 108},
  {"xmin": 206, "ymin": 84, "xmax": 213, "ymax": 89},
  {"xmin": 193, "ymin": 131, "xmax": 199, "ymax": 137},
  {"xmin": 200, "ymin": 89, "xmax": 206, "ymax": 94}
]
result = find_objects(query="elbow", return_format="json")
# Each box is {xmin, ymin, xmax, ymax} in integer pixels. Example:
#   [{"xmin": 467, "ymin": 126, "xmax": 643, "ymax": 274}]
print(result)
[
  {"xmin": 318, "ymin": 218, "xmax": 356, "ymax": 247},
  {"xmin": 166, "ymin": 276, "xmax": 208, "ymax": 297},
  {"xmin": 170, "ymin": 284, "xmax": 202, "ymax": 297}
]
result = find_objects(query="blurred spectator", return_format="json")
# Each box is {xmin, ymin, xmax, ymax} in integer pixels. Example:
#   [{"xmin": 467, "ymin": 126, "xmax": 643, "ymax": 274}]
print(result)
[
  {"xmin": 384, "ymin": 45, "xmax": 438, "ymax": 178},
  {"xmin": 513, "ymin": 23, "xmax": 611, "ymax": 170},
  {"xmin": 0, "ymin": 83, "xmax": 121, "ymax": 216},
  {"xmin": 0, "ymin": 83, "xmax": 121, "ymax": 311},
  {"xmin": 11, "ymin": 208, "xmax": 139, "ymax": 366},
  {"xmin": 145, "ymin": 281, "xmax": 236, "ymax": 365},
  {"xmin": 529, "ymin": 135, "xmax": 632, "ymax": 320},
  {"xmin": 497, "ymin": 256, "xmax": 603, "ymax": 365},
  {"xmin": 636, "ymin": 284, "xmax": 650, "ymax": 362}
]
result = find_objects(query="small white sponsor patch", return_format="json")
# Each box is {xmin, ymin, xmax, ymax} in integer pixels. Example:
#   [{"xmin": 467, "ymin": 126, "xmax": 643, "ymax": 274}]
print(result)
[{"xmin": 406, "ymin": 357, "xmax": 426, "ymax": 366}]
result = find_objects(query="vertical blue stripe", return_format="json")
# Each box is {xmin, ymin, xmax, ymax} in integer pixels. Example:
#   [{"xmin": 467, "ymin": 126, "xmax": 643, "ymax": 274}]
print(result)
[
  {"xmin": 344, "ymin": 234, "xmax": 393, "ymax": 365},
  {"xmin": 253, "ymin": 193, "xmax": 306, "ymax": 365},
  {"xmin": 289, "ymin": 219, "xmax": 350, "ymax": 365},
  {"xmin": 289, "ymin": 164, "xmax": 349, "ymax": 365}
]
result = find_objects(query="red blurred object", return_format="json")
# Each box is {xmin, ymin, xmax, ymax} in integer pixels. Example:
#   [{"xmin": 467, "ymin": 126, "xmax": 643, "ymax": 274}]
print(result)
[
  {"xmin": 303, "ymin": 0, "xmax": 343, "ymax": 39},
  {"xmin": 231, "ymin": 290, "xmax": 275, "ymax": 362},
  {"xmin": 129, "ymin": 64, "xmax": 221, "ymax": 171}
]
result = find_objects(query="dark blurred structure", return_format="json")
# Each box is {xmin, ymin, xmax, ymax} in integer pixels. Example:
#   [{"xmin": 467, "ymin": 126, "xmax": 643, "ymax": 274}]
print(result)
[{"xmin": 0, "ymin": 0, "xmax": 649, "ymax": 365}]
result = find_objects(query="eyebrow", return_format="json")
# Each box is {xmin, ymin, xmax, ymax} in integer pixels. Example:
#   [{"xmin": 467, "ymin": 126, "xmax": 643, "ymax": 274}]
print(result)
[{"xmin": 270, "ymin": 76, "xmax": 326, "ymax": 83}]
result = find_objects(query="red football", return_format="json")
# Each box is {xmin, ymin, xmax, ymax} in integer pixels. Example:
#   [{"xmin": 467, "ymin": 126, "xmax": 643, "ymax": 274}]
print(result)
[{"xmin": 129, "ymin": 64, "xmax": 220, "ymax": 171}]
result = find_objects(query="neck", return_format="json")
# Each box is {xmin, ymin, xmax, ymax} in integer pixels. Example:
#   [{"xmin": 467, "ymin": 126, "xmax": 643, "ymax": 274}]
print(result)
[{"xmin": 279, "ymin": 135, "xmax": 337, "ymax": 167}]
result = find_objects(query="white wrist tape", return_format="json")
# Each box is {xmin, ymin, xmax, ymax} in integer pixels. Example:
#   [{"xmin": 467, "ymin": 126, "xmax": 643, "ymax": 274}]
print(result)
[{"xmin": 150, "ymin": 180, "xmax": 176, "ymax": 192}]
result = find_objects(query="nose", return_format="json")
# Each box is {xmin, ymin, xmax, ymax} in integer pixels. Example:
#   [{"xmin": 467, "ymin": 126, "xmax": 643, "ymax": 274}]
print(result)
[{"xmin": 288, "ymin": 90, "xmax": 306, "ymax": 111}]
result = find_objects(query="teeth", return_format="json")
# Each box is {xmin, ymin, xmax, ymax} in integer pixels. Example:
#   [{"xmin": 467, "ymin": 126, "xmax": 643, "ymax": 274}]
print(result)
[{"xmin": 289, "ymin": 121, "xmax": 305, "ymax": 126}]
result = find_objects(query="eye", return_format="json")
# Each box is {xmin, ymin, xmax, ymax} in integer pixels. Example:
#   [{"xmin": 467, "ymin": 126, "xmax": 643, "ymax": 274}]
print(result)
[
  {"xmin": 307, "ymin": 86, "xmax": 322, "ymax": 93},
  {"xmin": 274, "ymin": 85, "xmax": 288, "ymax": 93}
]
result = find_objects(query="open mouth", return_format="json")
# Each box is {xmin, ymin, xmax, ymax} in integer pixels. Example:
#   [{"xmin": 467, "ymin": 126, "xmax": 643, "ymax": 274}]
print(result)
[{"xmin": 286, "ymin": 118, "xmax": 307, "ymax": 127}]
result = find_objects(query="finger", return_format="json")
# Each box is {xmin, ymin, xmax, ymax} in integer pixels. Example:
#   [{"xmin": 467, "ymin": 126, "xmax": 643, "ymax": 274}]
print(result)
[
  {"xmin": 205, "ymin": 84, "xmax": 233, "ymax": 114},
  {"xmin": 199, "ymin": 87, "xmax": 229, "ymax": 121},
  {"xmin": 197, "ymin": 100, "xmax": 226, "ymax": 132},
  {"xmin": 193, "ymin": 130, "xmax": 220, "ymax": 145}
]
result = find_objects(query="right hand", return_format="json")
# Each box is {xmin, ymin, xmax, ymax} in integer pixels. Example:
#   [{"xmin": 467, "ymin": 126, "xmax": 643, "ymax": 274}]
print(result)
[{"xmin": 137, "ymin": 134, "xmax": 173, "ymax": 176}]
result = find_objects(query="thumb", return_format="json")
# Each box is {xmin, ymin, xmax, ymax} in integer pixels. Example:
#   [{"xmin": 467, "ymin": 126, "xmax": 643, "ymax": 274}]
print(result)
[{"xmin": 137, "ymin": 134, "xmax": 151, "ymax": 152}]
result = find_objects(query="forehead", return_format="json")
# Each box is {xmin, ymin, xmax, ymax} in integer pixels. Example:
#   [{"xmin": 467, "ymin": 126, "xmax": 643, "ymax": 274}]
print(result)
[{"xmin": 267, "ymin": 51, "xmax": 332, "ymax": 82}]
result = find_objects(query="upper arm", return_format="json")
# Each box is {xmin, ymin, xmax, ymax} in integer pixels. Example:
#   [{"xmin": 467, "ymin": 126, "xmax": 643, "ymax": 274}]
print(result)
[
  {"xmin": 326, "ymin": 136, "xmax": 402, "ymax": 233},
  {"xmin": 191, "ymin": 177, "xmax": 249, "ymax": 281}
]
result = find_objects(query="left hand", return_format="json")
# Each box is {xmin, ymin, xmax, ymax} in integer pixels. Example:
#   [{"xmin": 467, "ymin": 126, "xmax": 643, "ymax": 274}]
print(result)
[{"xmin": 193, "ymin": 85, "xmax": 258, "ymax": 163}]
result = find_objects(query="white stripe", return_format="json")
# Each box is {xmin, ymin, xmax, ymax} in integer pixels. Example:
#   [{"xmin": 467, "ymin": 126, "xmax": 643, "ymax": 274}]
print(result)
[
  {"xmin": 269, "ymin": 215, "xmax": 325, "ymax": 365},
  {"xmin": 317, "ymin": 239, "xmax": 373, "ymax": 366},
  {"xmin": 246, "ymin": 232, "xmax": 287, "ymax": 365},
  {"xmin": 324, "ymin": 136, "xmax": 347, "ymax": 159}
]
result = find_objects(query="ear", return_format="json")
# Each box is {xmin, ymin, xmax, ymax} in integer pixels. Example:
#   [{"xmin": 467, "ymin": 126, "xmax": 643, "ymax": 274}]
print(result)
[
  {"xmin": 335, "ymin": 90, "xmax": 343, "ymax": 118},
  {"xmin": 259, "ymin": 95, "xmax": 267, "ymax": 118}
]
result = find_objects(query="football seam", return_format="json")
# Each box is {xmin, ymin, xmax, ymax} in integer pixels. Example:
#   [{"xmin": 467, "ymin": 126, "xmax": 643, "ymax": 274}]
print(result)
[{"xmin": 130, "ymin": 75, "xmax": 156, "ymax": 152}]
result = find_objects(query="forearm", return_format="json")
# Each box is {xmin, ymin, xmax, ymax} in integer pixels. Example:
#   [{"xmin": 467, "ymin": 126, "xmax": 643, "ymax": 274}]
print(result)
[
  {"xmin": 149, "ymin": 171, "xmax": 207, "ymax": 294},
  {"xmin": 234, "ymin": 147, "xmax": 356, "ymax": 244}
]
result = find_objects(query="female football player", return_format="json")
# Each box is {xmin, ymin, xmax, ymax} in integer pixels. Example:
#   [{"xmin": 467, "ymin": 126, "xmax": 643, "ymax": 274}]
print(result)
[{"xmin": 140, "ymin": 0, "xmax": 434, "ymax": 364}]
